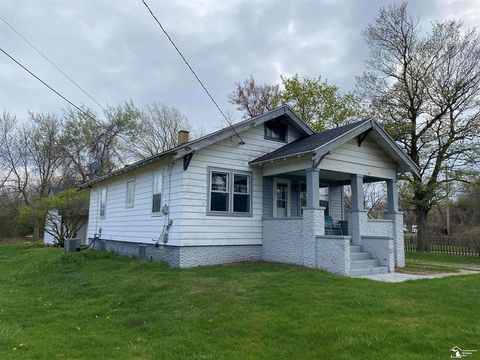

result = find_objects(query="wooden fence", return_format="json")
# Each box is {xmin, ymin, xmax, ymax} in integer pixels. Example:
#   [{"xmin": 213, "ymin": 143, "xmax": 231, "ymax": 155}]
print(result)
[{"xmin": 405, "ymin": 235, "xmax": 479, "ymax": 256}]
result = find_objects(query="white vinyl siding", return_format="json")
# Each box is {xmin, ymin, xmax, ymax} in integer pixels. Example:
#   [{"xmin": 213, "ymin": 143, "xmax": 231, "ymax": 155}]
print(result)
[
  {"xmin": 126, "ymin": 180, "xmax": 135, "ymax": 208},
  {"xmin": 86, "ymin": 160, "xmax": 182, "ymax": 245},
  {"xmin": 177, "ymin": 124, "xmax": 303, "ymax": 246},
  {"xmin": 85, "ymin": 122, "xmax": 304, "ymax": 247}
]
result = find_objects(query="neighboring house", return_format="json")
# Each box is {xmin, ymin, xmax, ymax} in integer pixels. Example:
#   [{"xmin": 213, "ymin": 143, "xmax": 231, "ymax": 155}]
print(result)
[
  {"xmin": 43, "ymin": 187, "xmax": 88, "ymax": 246},
  {"xmin": 81, "ymin": 106, "xmax": 419, "ymax": 275}
]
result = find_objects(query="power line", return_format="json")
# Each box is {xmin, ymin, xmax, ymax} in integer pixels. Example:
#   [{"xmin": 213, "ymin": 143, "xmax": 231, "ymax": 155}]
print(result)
[
  {"xmin": 0, "ymin": 16, "xmax": 106, "ymax": 112},
  {"xmin": 140, "ymin": 0, "xmax": 245, "ymax": 145},
  {"xmin": 0, "ymin": 47, "xmax": 100, "ymax": 124}
]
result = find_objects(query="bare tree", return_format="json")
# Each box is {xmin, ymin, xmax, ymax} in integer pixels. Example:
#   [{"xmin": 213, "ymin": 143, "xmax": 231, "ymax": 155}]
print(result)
[
  {"xmin": 228, "ymin": 75, "xmax": 280, "ymax": 118},
  {"xmin": 124, "ymin": 103, "xmax": 191, "ymax": 160},
  {"xmin": 357, "ymin": 3, "xmax": 480, "ymax": 250},
  {"xmin": 26, "ymin": 112, "xmax": 64, "ymax": 198},
  {"xmin": 0, "ymin": 112, "xmax": 30, "ymax": 205}
]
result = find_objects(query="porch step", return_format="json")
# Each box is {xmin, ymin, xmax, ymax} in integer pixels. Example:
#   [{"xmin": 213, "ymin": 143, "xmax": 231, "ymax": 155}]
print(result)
[
  {"xmin": 350, "ymin": 266, "xmax": 389, "ymax": 276},
  {"xmin": 350, "ymin": 245, "xmax": 362, "ymax": 253},
  {"xmin": 351, "ymin": 258, "xmax": 380, "ymax": 270},
  {"xmin": 350, "ymin": 251, "xmax": 371, "ymax": 261}
]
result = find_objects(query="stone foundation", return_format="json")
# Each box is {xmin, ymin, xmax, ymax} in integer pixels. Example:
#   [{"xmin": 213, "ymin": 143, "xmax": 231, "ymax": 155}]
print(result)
[{"xmin": 92, "ymin": 239, "xmax": 262, "ymax": 268}]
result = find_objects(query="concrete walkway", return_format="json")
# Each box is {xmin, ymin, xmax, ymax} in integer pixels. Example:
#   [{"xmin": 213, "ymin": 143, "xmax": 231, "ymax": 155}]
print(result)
[
  {"xmin": 355, "ymin": 269, "xmax": 479, "ymax": 283},
  {"xmin": 354, "ymin": 272, "xmax": 434, "ymax": 282}
]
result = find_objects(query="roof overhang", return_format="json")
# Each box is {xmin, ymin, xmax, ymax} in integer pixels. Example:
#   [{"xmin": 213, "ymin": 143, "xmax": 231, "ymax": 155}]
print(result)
[
  {"xmin": 80, "ymin": 105, "xmax": 315, "ymax": 188},
  {"xmin": 251, "ymin": 119, "xmax": 421, "ymax": 178}
]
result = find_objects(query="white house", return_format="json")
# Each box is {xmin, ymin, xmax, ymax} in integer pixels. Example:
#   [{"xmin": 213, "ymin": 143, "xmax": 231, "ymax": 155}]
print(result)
[{"xmin": 81, "ymin": 106, "xmax": 419, "ymax": 276}]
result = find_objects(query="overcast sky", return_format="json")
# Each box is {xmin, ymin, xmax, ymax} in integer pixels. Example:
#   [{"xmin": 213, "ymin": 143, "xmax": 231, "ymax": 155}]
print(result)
[{"xmin": 1, "ymin": 0, "xmax": 479, "ymax": 132}]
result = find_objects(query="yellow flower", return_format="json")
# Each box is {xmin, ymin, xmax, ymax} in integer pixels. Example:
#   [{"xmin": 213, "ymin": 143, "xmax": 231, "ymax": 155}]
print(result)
[{"xmin": 12, "ymin": 348, "xmax": 17, "ymax": 351}]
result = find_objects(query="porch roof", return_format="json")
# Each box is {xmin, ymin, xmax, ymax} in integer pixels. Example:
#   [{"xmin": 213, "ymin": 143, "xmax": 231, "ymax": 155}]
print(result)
[{"xmin": 249, "ymin": 119, "xmax": 420, "ymax": 177}]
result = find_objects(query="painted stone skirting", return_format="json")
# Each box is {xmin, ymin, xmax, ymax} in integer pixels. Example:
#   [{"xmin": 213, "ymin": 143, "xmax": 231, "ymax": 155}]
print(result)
[
  {"xmin": 384, "ymin": 211, "xmax": 405, "ymax": 267},
  {"xmin": 361, "ymin": 236, "xmax": 394, "ymax": 271},
  {"xmin": 262, "ymin": 218, "xmax": 303, "ymax": 265},
  {"xmin": 302, "ymin": 207, "xmax": 325, "ymax": 268},
  {"xmin": 366, "ymin": 219, "xmax": 394, "ymax": 238},
  {"xmin": 348, "ymin": 210, "xmax": 368, "ymax": 245},
  {"xmin": 93, "ymin": 239, "xmax": 261, "ymax": 268},
  {"xmin": 316, "ymin": 235, "xmax": 351, "ymax": 275}
]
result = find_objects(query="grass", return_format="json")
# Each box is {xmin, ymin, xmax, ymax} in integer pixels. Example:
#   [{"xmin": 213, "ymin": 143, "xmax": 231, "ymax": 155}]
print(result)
[
  {"xmin": 0, "ymin": 242, "xmax": 479, "ymax": 359},
  {"xmin": 401, "ymin": 252, "xmax": 480, "ymax": 274}
]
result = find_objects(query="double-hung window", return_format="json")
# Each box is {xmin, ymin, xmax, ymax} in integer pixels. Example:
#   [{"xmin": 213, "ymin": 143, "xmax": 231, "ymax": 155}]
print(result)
[
  {"xmin": 99, "ymin": 187, "xmax": 107, "ymax": 219},
  {"xmin": 152, "ymin": 171, "xmax": 163, "ymax": 214},
  {"xmin": 126, "ymin": 180, "xmax": 135, "ymax": 208},
  {"xmin": 208, "ymin": 168, "xmax": 252, "ymax": 216}
]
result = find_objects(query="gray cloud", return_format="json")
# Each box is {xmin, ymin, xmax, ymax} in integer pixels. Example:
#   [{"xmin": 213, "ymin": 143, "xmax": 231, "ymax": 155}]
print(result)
[{"xmin": 1, "ymin": 0, "xmax": 479, "ymax": 131}]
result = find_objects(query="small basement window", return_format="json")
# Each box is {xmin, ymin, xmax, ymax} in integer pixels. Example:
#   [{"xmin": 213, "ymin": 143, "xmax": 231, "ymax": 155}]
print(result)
[{"xmin": 264, "ymin": 120, "xmax": 287, "ymax": 142}]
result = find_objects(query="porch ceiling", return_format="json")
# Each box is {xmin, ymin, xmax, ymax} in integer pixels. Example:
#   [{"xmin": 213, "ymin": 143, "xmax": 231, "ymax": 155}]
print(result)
[{"xmin": 286, "ymin": 169, "xmax": 386, "ymax": 185}]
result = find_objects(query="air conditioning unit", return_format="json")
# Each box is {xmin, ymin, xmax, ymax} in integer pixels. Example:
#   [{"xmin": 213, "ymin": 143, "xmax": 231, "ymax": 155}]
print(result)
[{"xmin": 64, "ymin": 238, "xmax": 80, "ymax": 252}]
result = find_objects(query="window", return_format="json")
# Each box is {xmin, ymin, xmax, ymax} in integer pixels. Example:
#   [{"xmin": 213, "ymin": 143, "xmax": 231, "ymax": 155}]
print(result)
[
  {"xmin": 152, "ymin": 171, "xmax": 163, "ymax": 214},
  {"xmin": 126, "ymin": 180, "xmax": 135, "ymax": 208},
  {"xmin": 100, "ymin": 187, "xmax": 107, "ymax": 219},
  {"xmin": 264, "ymin": 120, "xmax": 287, "ymax": 142},
  {"xmin": 233, "ymin": 173, "xmax": 250, "ymax": 213},
  {"xmin": 208, "ymin": 168, "xmax": 252, "ymax": 215},
  {"xmin": 210, "ymin": 171, "xmax": 229, "ymax": 212}
]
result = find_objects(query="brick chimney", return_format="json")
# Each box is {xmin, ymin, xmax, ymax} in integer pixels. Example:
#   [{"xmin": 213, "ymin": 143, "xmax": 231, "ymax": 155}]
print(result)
[{"xmin": 177, "ymin": 130, "xmax": 190, "ymax": 145}]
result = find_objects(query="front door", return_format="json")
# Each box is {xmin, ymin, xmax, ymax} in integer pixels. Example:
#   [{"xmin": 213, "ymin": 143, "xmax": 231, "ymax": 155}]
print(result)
[{"xmin": 273, "ymin": 178, "xmax": 290, "ymax": 217}]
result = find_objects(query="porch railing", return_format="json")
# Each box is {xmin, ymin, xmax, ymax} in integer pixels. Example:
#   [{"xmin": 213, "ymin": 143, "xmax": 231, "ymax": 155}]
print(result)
[{"xmin": 405, "ymin": 235, "xmax": 480, "ymax": 256}]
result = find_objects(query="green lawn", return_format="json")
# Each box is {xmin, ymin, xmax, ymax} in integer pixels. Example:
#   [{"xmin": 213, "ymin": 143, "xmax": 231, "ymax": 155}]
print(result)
[{"xmin": 1, "ymin": 242, "xmax": 479, "ymax": 359}]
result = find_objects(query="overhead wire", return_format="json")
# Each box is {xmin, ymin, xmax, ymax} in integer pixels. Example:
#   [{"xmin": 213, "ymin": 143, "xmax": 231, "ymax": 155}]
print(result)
[
  {"xmin": 0, "ymin": 47, "xmax": 101, "ymax": 125},
  {"xmin": 140, "ymin": 0, "xmax": 245, "ymax": 145},
  {"xmin": 0, "ymin": 16, "xmax": 106, "ymax": 113}
]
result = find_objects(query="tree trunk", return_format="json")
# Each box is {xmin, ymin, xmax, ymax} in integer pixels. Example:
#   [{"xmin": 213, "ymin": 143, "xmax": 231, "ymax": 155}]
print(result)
[
  {"xmin": 33, "ymin": 220, "xmax": 40, "ymax": 241},
  {"xmin": 415, "ymin": 206, "xmax": 429, "ymax": 252}
]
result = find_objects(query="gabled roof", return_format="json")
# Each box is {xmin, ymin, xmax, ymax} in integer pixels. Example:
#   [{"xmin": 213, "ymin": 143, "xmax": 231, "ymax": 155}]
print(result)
[
  {"xmin": 81, "ymin": 105, "xmax": 314, "ymax": 188},
  {"xmin": 250, "ymin": 119, "xmax": 420, "ymax": 177}
]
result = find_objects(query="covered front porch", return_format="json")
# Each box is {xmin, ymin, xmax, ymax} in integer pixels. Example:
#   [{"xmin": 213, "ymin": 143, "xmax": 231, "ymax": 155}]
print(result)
[
  {"xmin": 250, "ymin": 119, "xmax": 416, "ymax": 276},
  {"xmin": 259, "ymin": 166, "xmax": 403, "ymax": 275}
]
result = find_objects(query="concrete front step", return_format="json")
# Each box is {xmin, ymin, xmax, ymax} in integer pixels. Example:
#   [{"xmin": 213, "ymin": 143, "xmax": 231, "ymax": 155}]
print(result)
[
  {"xmin": 350, "ymin": 251, "xmax": 371, "ymax": 261},
  {"xmin": 350, "ymin": 245, "xmax": 362, "ymax": 253},
  {"xmin": 350, "ymin": 266, "xmax": 389, "ymax": 276},
  {"xmin": 351, "ymin": 258, "xmax": 380, "ymax": 270}
]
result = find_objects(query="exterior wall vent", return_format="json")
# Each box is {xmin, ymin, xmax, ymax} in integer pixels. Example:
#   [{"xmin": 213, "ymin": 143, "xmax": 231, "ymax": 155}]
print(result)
[{"xmin": 138, "ymin": 245, "xmax": 147, "ymax": 260}]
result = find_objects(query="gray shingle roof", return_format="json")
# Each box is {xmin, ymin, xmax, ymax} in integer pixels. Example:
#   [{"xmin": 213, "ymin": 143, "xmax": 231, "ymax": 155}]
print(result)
[{"xmin": 250, "ymin": 119, "xmax": 371, "ymax": 164}]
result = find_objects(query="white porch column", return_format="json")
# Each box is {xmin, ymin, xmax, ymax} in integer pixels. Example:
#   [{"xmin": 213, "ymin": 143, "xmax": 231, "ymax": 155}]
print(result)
[
  {"xmin": 302, "ymin": 168, "xmax": 324, "ymax": 268},
  {"xmin": 384, "ymin": 175, "xmax": 405, "ymax": 267},
  {"xmin": 348, "ymin": 174, "xmax": 367, "ymax": 245}
]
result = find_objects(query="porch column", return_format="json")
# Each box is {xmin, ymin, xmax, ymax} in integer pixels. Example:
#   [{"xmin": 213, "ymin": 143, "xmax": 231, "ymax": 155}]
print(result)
[
  {"xmin": 384, "ymin": 174, "xmax": 405, "ymax": 267},
  {"xmin": 348, "ymin": 174, "xmax": 367, "ymax": 245},
  {"xmin": 302, "ymin": 167, "xmax": 324, "ymax": 268},
  {"xmin": 305, "ymin": 168, "xmax": 320, "ymax": 208}
]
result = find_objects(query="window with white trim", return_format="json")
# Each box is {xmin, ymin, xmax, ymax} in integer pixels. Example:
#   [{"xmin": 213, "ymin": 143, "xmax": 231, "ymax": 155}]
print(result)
[
  {"xmin": 152, "ymin": 171, "xmax": 163, "ymax": 214},
  {"xmin": 208, "ymin": 168, "xmax": 252, "ymax": 215},
  {"xmin": 126, "ymin": 180, "xmax": 135, "ymax": 208},
  {"xmin": 100, "ymin": 187, "xmax": 107, "ymax": 219}
]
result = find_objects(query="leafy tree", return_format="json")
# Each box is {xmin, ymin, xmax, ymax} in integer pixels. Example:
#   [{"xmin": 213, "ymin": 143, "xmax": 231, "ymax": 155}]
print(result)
[
  {"xmin": 278, "ymin": 74, "xmax": 363, "ymax": 131},
  {"xmin": 228, "ymin": 75, "xmax": 280, "ymax": 118},
  {"xmin": 357, "ymin": 2, "xmax": 480, "ymax": 251},
  {"xmin": 20, "ymin": 188, "xmax": 88, "ymax": 247}
]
